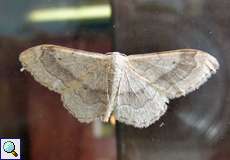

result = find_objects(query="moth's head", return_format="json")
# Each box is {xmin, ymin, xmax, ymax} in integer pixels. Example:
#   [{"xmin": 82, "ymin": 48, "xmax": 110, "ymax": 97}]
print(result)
[{"xmin": 106, "ymin": 52, "xmax": 127, "ymax": 56}]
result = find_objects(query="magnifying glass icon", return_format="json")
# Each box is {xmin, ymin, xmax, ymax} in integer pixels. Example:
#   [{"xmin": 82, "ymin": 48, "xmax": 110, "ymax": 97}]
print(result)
[{"xmin": 3, "ymin": 141, "xmax": 18, "ymax": 157}]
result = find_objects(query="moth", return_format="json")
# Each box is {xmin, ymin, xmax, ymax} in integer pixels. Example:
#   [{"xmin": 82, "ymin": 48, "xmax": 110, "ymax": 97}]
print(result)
[{"xmin": 19, "ymin": 45, "xmax": 219, "ymax": 128}]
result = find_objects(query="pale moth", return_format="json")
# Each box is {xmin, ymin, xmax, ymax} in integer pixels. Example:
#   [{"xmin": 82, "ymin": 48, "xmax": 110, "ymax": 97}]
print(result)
[{"xmin": 19, "ymin": 45, "xmax": 219, "ymax": 128}]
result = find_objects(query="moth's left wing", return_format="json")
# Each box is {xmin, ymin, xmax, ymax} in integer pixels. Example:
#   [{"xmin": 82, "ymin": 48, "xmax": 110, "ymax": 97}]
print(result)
[
  {"xmin": 127, "ymin": 49, "xmax": 219, "ymax": 99},
  {"xmin": 19, "ymin": 44, "xmax": 111, "ymax": 123}
]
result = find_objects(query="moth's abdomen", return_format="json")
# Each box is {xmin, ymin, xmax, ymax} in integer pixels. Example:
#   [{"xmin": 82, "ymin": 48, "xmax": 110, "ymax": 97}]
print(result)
[{"xmin": 103, "ymin": 53, "xmax": 127, "ymax": 121}]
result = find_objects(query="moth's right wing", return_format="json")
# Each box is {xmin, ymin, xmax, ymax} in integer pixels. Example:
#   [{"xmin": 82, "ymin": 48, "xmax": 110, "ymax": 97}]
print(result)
[
  {"xmin": 127, "ymin": 49, "xmax": 219, "ymax": 99},
  {"xmin": 114, "ymin": 49, "xmax": 219, "ymax": 128},
  {"xmin": 114, "ymin": 65, "xmax": 169, "ymax": 128},
  {"xmin": 19, "ymin": 44, "xmax": 111, "ymax": 123}
]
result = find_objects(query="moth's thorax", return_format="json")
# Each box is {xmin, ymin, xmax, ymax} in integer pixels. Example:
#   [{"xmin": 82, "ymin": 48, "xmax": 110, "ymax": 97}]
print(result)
[
  {"xmin": 111, "ymin": 53, "xmax": 127, "ymax": 83},
  {"xmin": 109, "ymin": 52, "xmax": 127, "ymax": 92}
]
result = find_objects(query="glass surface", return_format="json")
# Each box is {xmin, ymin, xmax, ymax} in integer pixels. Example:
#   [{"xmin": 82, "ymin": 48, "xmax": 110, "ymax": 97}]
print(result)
[
  {"xmin": 0, "ymin": 0, "xmax": 115, "ymax": 160},
  {"xmin": 1, "ymin": 0, "xmax": 230, "ymax": 160}
]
